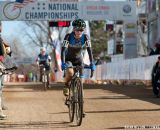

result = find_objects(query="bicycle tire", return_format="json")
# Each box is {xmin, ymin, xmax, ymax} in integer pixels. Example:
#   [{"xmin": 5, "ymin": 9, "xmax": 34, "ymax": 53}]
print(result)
[
  {"xmin": 68, "ymin": 81, "xmax": 75, "ymax": 122},
  {"xmin": 42, "ymin": 74, "xmax": 47, "ymax": 91},
  {"xmin": 44, "ymin": 82, "xmax": 47, "ymax": 91},
  {"xmin": 74, "ymin": 78, "xmax": 83, "ymax": 126}
]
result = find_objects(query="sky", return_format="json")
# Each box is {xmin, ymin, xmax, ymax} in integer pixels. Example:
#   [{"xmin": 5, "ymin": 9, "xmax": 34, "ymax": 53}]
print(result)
[
  {"xmin": 2, "ymin": 21, "xmax": 24, "ymax": 38},
  {"xmin": 1, "ymin": 21, "xmax": 40, "ymax": 57}
]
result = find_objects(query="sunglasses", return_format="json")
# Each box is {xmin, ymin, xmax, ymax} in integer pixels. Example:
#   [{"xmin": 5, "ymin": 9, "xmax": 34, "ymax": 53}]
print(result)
[{"xmin": 75, "ymin": 29, "xmax": 83, "ymax": 32}]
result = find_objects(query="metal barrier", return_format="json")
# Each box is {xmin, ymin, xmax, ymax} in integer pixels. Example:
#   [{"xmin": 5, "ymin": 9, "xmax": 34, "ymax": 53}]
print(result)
[{"xmin": 55, "ymin": 55, "xmax": 159, "ymax": 82}]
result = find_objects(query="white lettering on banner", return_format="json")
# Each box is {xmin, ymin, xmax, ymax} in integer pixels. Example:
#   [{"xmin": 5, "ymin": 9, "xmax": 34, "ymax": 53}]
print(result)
[
  {"xmin": 48, "ymin": 3, "xmax": 78, "ymax": 10},
  {"xmin": 25, "ymin": 12, "xmax": 78, "ymax": 20},
  {"xmin": 49, "ymin": 0, "xmax": 78, "ymax": 2},
  {"xmin": 0, "ymin": 1, "xmax": 136, "ymax": 21},
  {"xmin": 24, "ymin": 3, "xmax": 79, "ymax": 20}
]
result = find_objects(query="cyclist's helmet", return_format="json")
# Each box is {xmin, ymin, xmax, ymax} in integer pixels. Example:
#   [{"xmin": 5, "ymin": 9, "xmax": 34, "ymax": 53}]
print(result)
[
  {"xmin": 40, "ymin": 47, "xmax": 46, "ymax": 52},
  {"xmin": 72, "ymin": 19, "xmax": 86, "ymax": 31}
]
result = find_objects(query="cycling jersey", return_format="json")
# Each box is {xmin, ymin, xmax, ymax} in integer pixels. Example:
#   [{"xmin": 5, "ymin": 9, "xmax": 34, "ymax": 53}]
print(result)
[
  {"xmin": 37, "ymin": 53, "xmax": 51, "ymax": 70},
  {"xmin": 61, "ymin": 32, "xmax": 94, "ymax": 65}
]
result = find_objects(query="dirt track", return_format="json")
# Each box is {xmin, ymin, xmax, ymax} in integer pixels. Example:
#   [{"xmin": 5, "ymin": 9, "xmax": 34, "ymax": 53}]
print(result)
[{"xmin": 0, "ymin": 83, "xmax": 160, "ymax": 130}]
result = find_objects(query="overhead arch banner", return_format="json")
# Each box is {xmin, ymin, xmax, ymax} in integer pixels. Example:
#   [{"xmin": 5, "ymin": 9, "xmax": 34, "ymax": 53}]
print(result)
[{"xmin": 0, "ymin": 0, "xmax": 136, "ymax": 21}]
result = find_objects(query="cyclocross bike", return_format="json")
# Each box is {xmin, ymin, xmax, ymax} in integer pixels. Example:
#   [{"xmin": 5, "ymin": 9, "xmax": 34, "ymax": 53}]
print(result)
[{"xmin": 65, "ymin": 65, "xmax": 93, "ymax": 126}]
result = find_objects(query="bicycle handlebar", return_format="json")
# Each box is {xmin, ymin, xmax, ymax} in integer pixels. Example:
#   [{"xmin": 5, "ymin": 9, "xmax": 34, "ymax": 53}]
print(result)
[{"xmin": 63, "ymin": 65, "xmax": 94, "ymax": 78}]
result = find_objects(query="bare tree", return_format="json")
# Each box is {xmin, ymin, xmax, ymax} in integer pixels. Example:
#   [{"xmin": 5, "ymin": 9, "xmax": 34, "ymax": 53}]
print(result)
[
  {"xmin": 11, "ymin": 38, "xmax": 28, "ymax": 57},
  {"xmin": 24, "ymin": 21, "xmax": 53, "ymax": 48},
  {"xmin": 24, "ymin": 21, "xmax": 69, "ymax": 48}
]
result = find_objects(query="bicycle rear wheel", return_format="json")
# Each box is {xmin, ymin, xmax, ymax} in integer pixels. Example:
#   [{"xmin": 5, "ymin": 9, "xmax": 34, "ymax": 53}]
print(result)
[
  {"xmin": 42, "ymin": 74, "xmax": 47, "ymax": 91},
  {"xmin": 74, "ymin": 78, "xmax": 83, "ymax": 126},
  {"xmin": 68, "ymin": 81, "xmax": 75, "ymax": 122}
]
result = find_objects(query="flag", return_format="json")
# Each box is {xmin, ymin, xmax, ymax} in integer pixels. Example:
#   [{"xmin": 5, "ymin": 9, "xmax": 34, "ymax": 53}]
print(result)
[
  {"xmin": 13, "ymin": 0, "xmax": 35, "ymax": 10},
  {"xmin": 83, "ymin": 21, "xmax": 91, "ymax": 65},
  {"xmin": 52, "ymin": 40, "xmax": 62, "ymax": 72}
]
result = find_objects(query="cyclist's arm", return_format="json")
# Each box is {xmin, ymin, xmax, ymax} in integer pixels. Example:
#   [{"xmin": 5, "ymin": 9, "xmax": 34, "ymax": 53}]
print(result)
[
  {"xmin": 61, "ymin": 34, "xmax": 69, "ymax": 63},
  {"xmin": 84, "ymin": 34, "xmax": 94, "ymax": 64},
  {"xmin": 87, "ymin": 47, "xmax": 94, "ymax": 64},
  {"xmin": 61, "ymin": 47, "xmax": 67, "ymax": 63},
  {"xmin": 36, "ymin": 56, "xmax": 40, "ymax": 66},
  {"xmin": 48, "ymin": 55, "xmax": 51, "ymax": 66},
  {"xmin": 48, "ymin": 55, "xmax": 51, "ymax": 61}
]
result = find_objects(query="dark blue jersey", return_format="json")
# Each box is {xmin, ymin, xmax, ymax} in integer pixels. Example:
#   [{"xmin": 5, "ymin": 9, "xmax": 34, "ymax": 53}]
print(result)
[
  {"xmin": 37, "ymin": 53, "xmax": 51, "ymax": 66},
  {"xmin": 61, "ymin": 32, "xmax": 93, "ymax": 64}
]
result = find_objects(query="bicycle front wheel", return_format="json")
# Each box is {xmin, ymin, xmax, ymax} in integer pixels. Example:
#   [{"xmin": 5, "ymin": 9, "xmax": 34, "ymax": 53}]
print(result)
[
  {"xmin": 74, "ymin": 78, "xmax": 83, "ymax": 126},
  {"xmin": 68, "ymin": 81, "xmax": 75, "ymax": 122}
]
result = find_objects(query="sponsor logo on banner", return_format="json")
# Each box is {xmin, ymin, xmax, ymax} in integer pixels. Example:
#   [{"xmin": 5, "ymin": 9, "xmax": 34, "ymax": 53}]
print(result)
[
  {"xmin": 123, "ymin": 4, "xmax": 131, "ymax": 14},
  {"xmin": 3, "ymin": 2, "xmax": 21, "ymax": 20}
]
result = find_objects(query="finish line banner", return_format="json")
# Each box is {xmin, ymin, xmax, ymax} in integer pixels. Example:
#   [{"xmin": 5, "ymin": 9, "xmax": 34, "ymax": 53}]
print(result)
[{"xmin": 0, "ymin": 1, "xmax": 136, "ymax": 21}]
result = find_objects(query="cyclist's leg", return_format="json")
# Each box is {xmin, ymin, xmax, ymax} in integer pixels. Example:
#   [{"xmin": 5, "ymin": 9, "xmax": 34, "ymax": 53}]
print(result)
[
  {"xmin": 153, "ymin": 76, "xmax": 160, "ymax": 97},
  {"xmin": 153, "ymin": 84, "xmax": 159, "ymax": 98},
  {"xmin": 46, "ymin": 71, "xmax": 50, "ymax": 88},
  {"xmin": 45, "ymin": 64, "xmax": 51, "ymax": 88},
  {"xmin": 63, "ymin": 61, "xmax": 74, "ymax": 96},
  {"xmin": 39, "ymin": 67, "xmax": 42, "ymax": 82}
]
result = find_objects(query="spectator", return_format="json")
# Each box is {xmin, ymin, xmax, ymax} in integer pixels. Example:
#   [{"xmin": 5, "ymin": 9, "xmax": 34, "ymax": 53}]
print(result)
[
  {"xmin": 151, "ymin": 56, "xmax": 160, "ymax": 98},
  {"xmin": 0, "ymin": 21, "xmax": 7, "ymax": 119},
  {"xmin": 149, "ymin": 43, "xmax": 160, "ymax": 55},
  {"xmin": 155, "ymin": 43, "xmax": 160, "ymax": 54}
]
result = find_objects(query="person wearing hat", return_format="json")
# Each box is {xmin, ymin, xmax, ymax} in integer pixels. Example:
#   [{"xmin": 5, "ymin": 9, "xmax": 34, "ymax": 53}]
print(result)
[{"xmin": 151, "ymin": 56, "xmax": 160, "ymax": 98}]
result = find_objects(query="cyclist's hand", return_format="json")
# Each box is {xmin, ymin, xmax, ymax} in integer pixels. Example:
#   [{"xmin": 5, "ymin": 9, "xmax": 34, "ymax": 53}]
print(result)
[
  {"xmin": 61, "ymin": 62, "xmax": 67, "ymax": 71},
  {"xmin": 90, "ymin": 63, "xmax": 96, "ymax": 71}
]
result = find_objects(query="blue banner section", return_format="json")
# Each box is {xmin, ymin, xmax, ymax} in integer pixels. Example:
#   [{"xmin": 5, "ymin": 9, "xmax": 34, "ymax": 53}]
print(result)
[{"xmin": 16, "ymin": 0, "xmax": 24, "ymax": 3}]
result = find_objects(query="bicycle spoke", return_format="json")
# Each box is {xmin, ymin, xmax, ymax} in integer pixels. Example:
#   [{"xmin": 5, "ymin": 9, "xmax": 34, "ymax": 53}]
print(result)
[
  {"xmin": 68, "ymin": 82, "xmax": 75, "ymax": 122},
  {"xmin": 74, "ymin": 78, "xmax": 83, "ymax": 126}
]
